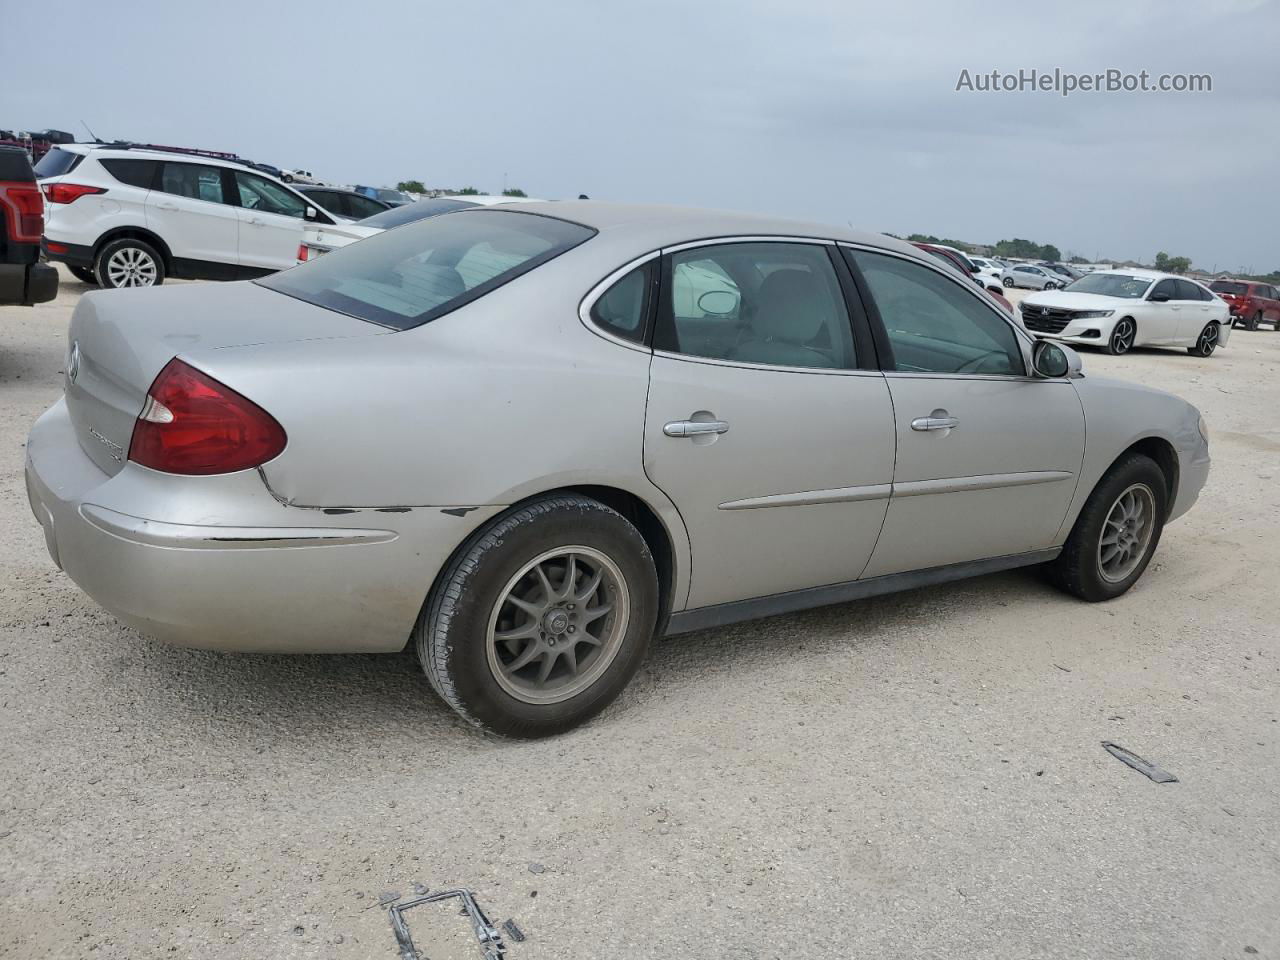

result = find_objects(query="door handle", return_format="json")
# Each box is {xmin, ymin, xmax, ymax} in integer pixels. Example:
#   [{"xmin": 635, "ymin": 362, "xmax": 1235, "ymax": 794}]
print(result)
[
  {"xmin": 664, "ymin": 419, "xmax": 730, "ymax": 438},
  {"xmin": 157, "ymin": 202, "xmax": 178, "ymax": 212},
  {"xmin": 911, "ymin": 415, "xmax": 959, "ymax": 432},
  {"xmin": 247, "ymin": 217, "xmax": 264, "ymax": 226}
]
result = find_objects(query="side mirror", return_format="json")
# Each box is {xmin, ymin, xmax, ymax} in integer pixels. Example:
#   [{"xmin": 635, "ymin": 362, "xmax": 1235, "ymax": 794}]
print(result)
[
  {"xmin": 304, "ymin": 205, "xmax": 319, "ymax": 222},
  {"xmin": 1149, "ymin": 291, "xmax": 1170, "ymax": 302},
  {"xmin": 1032, "ymin": 339, "xmax": 1081, "ymax": 378}
]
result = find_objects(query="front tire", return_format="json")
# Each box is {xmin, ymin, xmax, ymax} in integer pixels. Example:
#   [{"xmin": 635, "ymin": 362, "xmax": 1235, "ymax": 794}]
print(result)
[
  {"xmin": 95, "ymin": 238, "xmax": 164, "ymax": 289},
  {"xmin": 1002, "ymin": 276, "xmax": 1014, "ymax": 287},
  {"xmin": 1187, "ymin": 322, "xmax": 1219, "ymax": 357},
  {"xmin": 68, "ymin": 265, "xmax": 98, "ymax": 285},
  {"xmin": 1105, "ymin": 317, "xmax": 1136, "ymax": 355},
  {"xmin": 1045, "ymin": 453, "xmax": 1167, "ymax": 601},
  {"xmin": 415, "ymin": 494, "xmax": 659, "ymax": 738}
]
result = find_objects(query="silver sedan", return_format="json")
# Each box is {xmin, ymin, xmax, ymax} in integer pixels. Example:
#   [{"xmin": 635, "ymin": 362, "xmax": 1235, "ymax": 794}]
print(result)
[
  {"xmin": 26, "ymin": 203, "xmax": 1211, "ymax": 737},
  {"xmin": 1002, "ymin": 263, "xmax": 1065, "ymax": 290}
]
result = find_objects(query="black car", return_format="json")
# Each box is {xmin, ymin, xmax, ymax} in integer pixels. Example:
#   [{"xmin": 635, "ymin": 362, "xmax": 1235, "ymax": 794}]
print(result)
[
  {"xmin": 295, "ymin": 185, "xmax": 391, "ymax": 221},
  {"xmin": 0, "ymin": 145, "xmax": 58, "ymax": 305}
]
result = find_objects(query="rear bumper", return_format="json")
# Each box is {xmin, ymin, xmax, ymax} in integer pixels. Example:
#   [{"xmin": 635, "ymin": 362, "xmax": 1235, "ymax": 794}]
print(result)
[
  {"xmin": 25, "ymin": 397, "xmax": 499, "ymax": 653},
  {"xmin": 0, "ymin": 261, "xmax": 58, "ymax": 305},
  {"xmin": 41, "ymin": 239, "xmax": 94, "ymax": 268}
]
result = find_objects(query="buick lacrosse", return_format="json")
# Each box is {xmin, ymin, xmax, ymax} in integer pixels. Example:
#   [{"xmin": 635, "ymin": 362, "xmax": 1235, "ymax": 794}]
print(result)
[{"xmin": 26, "ymin": 203, "xmax": 1211, "ymax": 736}]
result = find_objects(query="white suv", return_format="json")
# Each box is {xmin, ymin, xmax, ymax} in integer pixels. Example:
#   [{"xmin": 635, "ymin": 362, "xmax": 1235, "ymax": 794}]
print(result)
[{"xmin": 36, "ymin": 144, "xmax": 339, "ymax": 288}]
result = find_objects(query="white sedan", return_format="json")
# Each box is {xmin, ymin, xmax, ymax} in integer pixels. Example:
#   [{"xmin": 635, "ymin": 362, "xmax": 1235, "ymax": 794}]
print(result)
[
  {"xmin": 1002, "ymin": 263, "xmax": 1064, "ymax": 290},
  {"xmin": 298, "ymin": 194, "xmax": 542, "ymax": 262},
  {"xmin": 1019, "ymin": 270, "xmax": 1231, "ymax": 356}
]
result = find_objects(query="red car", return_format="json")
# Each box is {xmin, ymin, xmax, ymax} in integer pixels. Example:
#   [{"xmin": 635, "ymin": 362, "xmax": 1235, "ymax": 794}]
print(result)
[
  {"xmin": 912, "ymin": 242, "xmax": 1014, "ymax": 314},
  {"xmin": 1208, "ymin": 279, "xmax": 1280, "ymax": 331}
]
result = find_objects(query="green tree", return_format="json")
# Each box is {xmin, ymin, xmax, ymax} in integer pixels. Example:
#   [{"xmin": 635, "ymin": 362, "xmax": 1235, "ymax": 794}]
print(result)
[
  {"xmin": 1153, "ymin": 251, "xmax": 1171, "ymax": 271},
  {"xmin": 1167, "ymin": 256, "xmax": 1192, "ymax": 274},
  {"xmin": 1068, "ymin": 255, "xmax": 1088, "ymax": 264},
  {"xmin": 396, "ymin": 180, "xmax": 426, "ymax": 194},
  {"xmin": 501, "ymin": 187, "xmax": 527, "ymax": 197},
  {"xmin": 1040, "ymin": 244, "xmax": 1061, "ymax": 262},
  {"xmin": 455, "ymin": 186, "xmax": 481, "ymax": 195}
]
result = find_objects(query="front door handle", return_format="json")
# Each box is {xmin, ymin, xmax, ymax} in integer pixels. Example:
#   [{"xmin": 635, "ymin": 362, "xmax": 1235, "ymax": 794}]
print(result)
[
  {"xmin": 156, "ymin": 202, "xmax": 178, "ymax": 212},
  {"xmin": 664, "ymin": 419, "xmax": 730, "ymax": 438},
  {"xmin": 911, "ymin": 415, "xmax": 959, "ymax": 432}
]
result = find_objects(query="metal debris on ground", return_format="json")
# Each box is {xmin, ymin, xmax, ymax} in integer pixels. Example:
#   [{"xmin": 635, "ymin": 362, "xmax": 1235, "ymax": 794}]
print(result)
[
  {"xmin": 387, "ymin": 888, "xmax": 510, "ymax": 960},
  {"xmin": 1102, "ymin": 741, "xmax": 1179, "ymax": 783},
  {"xmin": 502, "ymin": 920, "xmax": 526, "ymax": 943}
]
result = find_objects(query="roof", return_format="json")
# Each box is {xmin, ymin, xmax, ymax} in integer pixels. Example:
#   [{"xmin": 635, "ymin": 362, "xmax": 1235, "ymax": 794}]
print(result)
[{"xmin": 494, "ymin": 200, "xmax": 922, "ymax": 259}]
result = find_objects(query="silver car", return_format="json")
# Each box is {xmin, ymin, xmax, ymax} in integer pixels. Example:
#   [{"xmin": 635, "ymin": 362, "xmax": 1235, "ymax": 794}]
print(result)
[
  {"xmin": 25, "ymin": 203, "xmax": 1211, "ymax": 737},
  {"xmin": 1002, "ymin": 263, "xmax": 1064, "ymax": 290}
]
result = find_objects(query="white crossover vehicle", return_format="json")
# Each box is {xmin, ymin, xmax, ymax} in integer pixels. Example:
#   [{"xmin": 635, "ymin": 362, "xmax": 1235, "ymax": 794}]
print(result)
[
  {"xmin": 969, "ymin": 256, "xmax": 1004, "ymax": 285},
  {"xmin": 1002, "ymin": 263, "xmax": 1063, "ymax": 290},
  {"xmin": 298, "ymin": 194, "xmax": 541, "ymax": 261},
  {"xmin": 26, "ymin": 203, "xmax": 1211, "ymax": 737},
  {"xmin": 1020, "ymin": 270, "xmax": 1231, "ymax": 356},
  {"xmin": 36, "ymin": 144, "xmax": 342, "ymax": 288}
]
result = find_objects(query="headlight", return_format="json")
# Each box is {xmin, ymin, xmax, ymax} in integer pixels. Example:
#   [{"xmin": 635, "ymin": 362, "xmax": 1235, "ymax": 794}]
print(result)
[
  {"xmin": 1198, "ymin": 415, "xmax": 1210, "ymax": 444},
  {"xmin": 1073, "ymin": 310, "xmax": 1115, "ymax": 319}
]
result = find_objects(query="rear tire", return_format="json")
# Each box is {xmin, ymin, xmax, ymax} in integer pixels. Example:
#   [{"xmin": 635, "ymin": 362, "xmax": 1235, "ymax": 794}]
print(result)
[
  {"xmin": 1002, "ymin": 276, "xmax": 1014, "ymax": 287},
  {"xmin": 1045, "ymin": 453, "xmax": 1167, "ymax": 602},
  {"xmin": 1249, "ymin": 311, "xmax": 1262, "ymax": 331},
  {"xmin": 68, "ymin": 265, "xmax": 98, "ymax": 285},
  {"xmin": 415, "ymin": 494, "xmax": 659, "ymax": 738},
  {"xmin": 1187, "ymin": 322, "xmax": 1219, "ymax": 357},
  {"xmin": 95, "ymin": 238, "xmax": 165, "ymax": 289}
]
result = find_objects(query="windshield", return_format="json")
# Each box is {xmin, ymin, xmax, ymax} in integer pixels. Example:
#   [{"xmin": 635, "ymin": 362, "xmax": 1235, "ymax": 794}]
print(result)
[
  {"xmin": 378, "ymin": 189, "xmax": 412, "ymax": 204},
  {"xmin": 1063, "ymin": 273, "xmax": 1152, "ymax": 298},
  {"xmin": 1210, "ymin": 281, "xmax": 1248, "ymax": 296},
  {"xmin": 33, "ymin": 147, "xmax": 83, "ymax": 178},
  {"xmin": 258, "ymin": 210, "xmax": 594, "ymax": 330},
  {"xmin": 359, "ymin": 198, "xmax": 476, "ymax": 229}
]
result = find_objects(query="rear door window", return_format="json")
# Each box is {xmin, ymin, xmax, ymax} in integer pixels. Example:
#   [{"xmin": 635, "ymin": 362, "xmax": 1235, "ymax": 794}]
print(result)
[
  {"xmin": 257, "ymin": 210, "xmax": 595, "ymax": 330},
  {"xmin": 159, "ymin": 162, "xmax": 226, "ymax": 204},
  {"xmin": 1174, "ymin": 279, "xmax": 1204, "ymax": 301},
  {"xmin": 590, "ymin": 262, "xmax": 655, "ymax": 344}
]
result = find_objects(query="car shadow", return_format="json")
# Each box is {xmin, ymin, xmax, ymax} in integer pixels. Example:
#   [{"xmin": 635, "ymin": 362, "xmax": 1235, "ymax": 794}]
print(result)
[{"xmin": 87, "ymin": 566, "xmax": 1069, "ymax": 752}]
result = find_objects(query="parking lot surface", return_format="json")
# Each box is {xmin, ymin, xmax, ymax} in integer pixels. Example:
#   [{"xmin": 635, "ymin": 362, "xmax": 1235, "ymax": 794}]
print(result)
[{"xmin": 2, "ymin": 270, "xmax": 1277, "ymax": 959}]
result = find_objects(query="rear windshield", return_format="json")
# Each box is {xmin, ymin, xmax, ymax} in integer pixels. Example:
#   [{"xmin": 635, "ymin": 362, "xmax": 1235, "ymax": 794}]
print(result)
[
  {"xmin": 378, "ymin": 189, "xmax": 412, "ymax": 204},
  {"xmin": 359, "ymin": 198, "xmax": 475, "ymax": 229},
  {"xmin": 257, "ymin": 210, "xmax": 595, "ymax": 330},
  {"xmin": 33, "ymin": 147, "xmax": 83, "ymax": 178},
  {"xmin": 1063, "ymin": 273, "xmax": 1152, "ymax": 298},
  {"xmin": 1209, "ymin": 281, "xmax": 1248, "ymax": 296}
]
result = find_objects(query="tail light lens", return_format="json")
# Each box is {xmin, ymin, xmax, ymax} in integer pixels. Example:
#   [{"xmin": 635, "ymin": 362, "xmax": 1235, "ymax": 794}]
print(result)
[
  {"xmin": 43, "ymin": 182, "xmax": 107, "ymax": 204},
  {"xmin": 128, "ymin": 358, "xmax": 286, "ymax": 475},
  {"xmin": 0, "ymin": 181, "xmax": 45, "ymax": 242},
  {"xmin": 296, "ymin": 243, "xmax": 309, "ymax": 262}
]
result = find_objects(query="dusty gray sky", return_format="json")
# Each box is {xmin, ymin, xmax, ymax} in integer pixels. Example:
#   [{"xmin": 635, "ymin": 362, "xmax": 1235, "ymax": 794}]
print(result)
[{"xmin": 3, "ymin": 0, "xmax": 1277, "ymax": 270}]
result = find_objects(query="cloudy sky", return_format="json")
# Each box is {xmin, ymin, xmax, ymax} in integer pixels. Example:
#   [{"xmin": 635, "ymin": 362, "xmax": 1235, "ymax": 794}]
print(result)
[{"xmin": 4, "ymin": 0, "xmax": 1278, "ymax": 270}]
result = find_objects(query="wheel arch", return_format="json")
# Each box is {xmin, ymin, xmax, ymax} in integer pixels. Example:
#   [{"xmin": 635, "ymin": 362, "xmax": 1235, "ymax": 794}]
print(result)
[
  {"xmin": 1099, "ymin": 436, "xmax": 1179, "ymax": 515},
  {"xmin": 418, "ymin": 484, "xmax": 688, "ymax": 646},
  {"xmin": 93, "ymin": 227, "xmax": 173, "ymax": 269}
]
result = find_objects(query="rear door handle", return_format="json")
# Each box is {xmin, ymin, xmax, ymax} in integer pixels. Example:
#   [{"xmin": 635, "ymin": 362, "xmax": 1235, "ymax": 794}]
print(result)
[
  {"xmin": 664, "ymin": 419, "xmax": 730, "ymax": 438},
  {"xmin": 911, "ymin": 416, "xmax": 959, "ymax": 432},
  {"xmin": 157, "ymin": 202, "xmax": 178, "ymax": 212}
]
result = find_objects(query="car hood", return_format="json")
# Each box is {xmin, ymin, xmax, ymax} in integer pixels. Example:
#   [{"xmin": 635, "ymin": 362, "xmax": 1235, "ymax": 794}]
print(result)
[{"xmin": 1021, "ymin": 290, "xmax": 1133, "ymax": 310}]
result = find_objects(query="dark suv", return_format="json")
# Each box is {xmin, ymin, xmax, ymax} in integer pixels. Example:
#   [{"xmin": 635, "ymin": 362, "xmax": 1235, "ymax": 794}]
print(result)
[
  {"xmin": 0, "ymin": 145, "xmax": 58, "ymax": 306},
  {"xmin": 1208, "ymin": 279, "xmax": 1280, "ymax": 331}
]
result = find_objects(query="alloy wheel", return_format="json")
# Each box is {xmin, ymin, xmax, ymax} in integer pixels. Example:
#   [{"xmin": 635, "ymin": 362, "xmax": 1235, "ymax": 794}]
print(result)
[
  {"xmin": 1097, "ymin": 483, "xmax": 1156, "ymax": 583},
  {"xmin": 1196, "ymin": 324, "xmax": 1219, "ymax": 356},
  {"xmin": 1110, "ymin": 319, "xmax": 1135, "ymax": 354},
  {"xmin": 105, "ymin": 247, "xmax": 158, "ymax": 287},
  {"xmin": 486, "ymin": 546, "xmax": 630, "ymax": 704}
]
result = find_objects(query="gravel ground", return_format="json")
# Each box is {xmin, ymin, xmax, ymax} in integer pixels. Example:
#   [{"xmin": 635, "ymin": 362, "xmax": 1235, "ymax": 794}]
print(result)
[{"xmin": 2, "ymin": 270, "xmax": 1277, "ymax": 959}]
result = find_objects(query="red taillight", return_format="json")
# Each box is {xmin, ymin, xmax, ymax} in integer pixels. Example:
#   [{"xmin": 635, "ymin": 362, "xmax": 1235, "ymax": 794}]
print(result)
[
  {"xmin": 128, "ymin": 359, "xmax": 286, "ymax": 475},
  {"xmin": 296, "ymin": 243, "xmax": 309, "ymax": 262},
  {"xmin": 0, "ymin": 181, "xmax": 45, "ymax": 242},
  {"xmin": 43, "ymin": 182, "xmax": 107, "ymax": 205}
]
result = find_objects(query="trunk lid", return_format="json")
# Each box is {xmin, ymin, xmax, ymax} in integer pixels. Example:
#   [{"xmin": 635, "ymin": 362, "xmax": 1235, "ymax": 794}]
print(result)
[{"xmin": 65, "ymin": 280, "xmax": 387, "ymax": 476}]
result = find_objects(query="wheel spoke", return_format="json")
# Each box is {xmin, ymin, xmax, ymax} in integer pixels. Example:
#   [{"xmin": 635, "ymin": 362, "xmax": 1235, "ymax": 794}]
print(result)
[
  {"xmin": 495, "ymin": 620, "xmax": 539, "ymax": 643},
  {"xmin": 574, "ymin": 567, "xmax": 603, "ymax": 604},
  {"xmin": 507, "ymin": 595, "xmax": 544, "ymax": 618},
  {"xmin": 579, "ymin": 602, "xmax": 613, "ymax": 625},
  {"xmin": 533, "ymin": 563, "xmax": 554, "ymax": 601},
  {"xmin": 536, "ymin": 651, "xmax": 557, "ymax": 684},
  {"xmin": 506, "ymin": 642, "xmax": 542, "ymax": 674},
  {"xmin": 559, "ymin": 554, "xmax": 577, "ymax": 600},
  {"xmin": 562, "ymin": 645, "xmax": 579, "ymax": 676}
]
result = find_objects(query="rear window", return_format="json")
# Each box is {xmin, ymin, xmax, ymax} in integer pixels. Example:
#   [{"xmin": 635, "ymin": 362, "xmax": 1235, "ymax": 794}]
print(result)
[
  {"xmin": 1209, "ymin": 281, "xmax": 1248, "ymax": 296},
  {"xmin": 99, "ymin": 158, "xmax": 158, "ymax": 189},
  {"xmin": 33, "ymin": 147, "xmax": 83, "ymax": 178},
  {"xmin": 359, "ymin": 198, "xmax": 475, "ymax": 229},
  {"xmin": 257, "ymin": 209, "xmax": 595, "ymax": 330}
]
